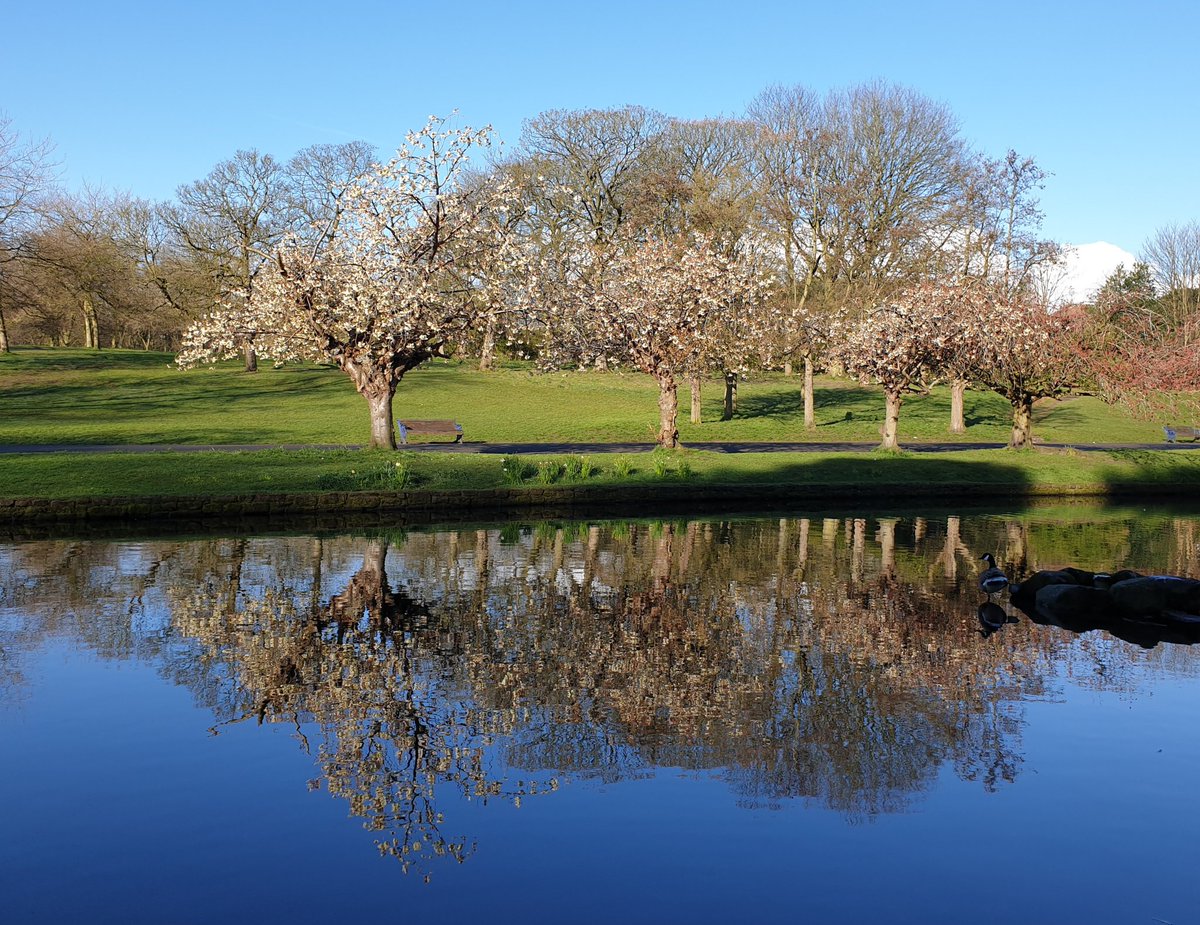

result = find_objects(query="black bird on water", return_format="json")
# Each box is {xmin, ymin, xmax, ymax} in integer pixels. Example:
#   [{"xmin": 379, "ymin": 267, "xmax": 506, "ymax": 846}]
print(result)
[{"xmin": 978, "ymin": 553, "xmax": 1009, "ymax": 600}]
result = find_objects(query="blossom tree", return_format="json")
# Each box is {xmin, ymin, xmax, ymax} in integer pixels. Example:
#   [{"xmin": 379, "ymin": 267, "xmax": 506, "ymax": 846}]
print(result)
[
  {"xmin": 968, "ymin": 293, "xmax": 1087, "ymax": 447},
  {"xmin": 540, "ymin": 234, "xmax": 770, "ymax": 448},
  {"xmin": 178, "ymin": 118, "xmax": 524, "ymax": 449},
  {"xmin": 835, "ymin": 282, "xmax": 977, "ymax": 450}
]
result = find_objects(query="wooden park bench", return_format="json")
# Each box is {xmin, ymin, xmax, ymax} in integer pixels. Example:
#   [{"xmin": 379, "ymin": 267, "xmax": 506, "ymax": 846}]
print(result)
[
  {"xmin": 1163, "ymin": 425, "xmax": 1200, "ymax": 443},
  {"xmin": 396, "ymin": 419, "xmax": 463, "ymax": 445}
]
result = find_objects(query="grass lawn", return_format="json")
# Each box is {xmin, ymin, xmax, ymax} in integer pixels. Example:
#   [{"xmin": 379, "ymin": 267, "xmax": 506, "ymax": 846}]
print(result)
[
  {"xmin": 2, "ymin": 348, "xmax": 1194, "ymax": 504},
  {"xmin": 0, "ymin": 347, "xmax": 1170, "ymax": 447},
  {"xmin": 4, "ymin": 446, "xmax": 1200, "ymax": 501}
]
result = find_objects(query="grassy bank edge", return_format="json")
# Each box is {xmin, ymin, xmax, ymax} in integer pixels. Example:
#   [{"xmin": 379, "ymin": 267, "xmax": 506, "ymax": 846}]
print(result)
[{"xmin": 5, "ymin": 451, "xmax": 1200, "ymax": 526}]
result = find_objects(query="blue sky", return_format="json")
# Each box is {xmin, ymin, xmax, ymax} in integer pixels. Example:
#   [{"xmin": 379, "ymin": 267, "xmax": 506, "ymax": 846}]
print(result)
[{"xmin": 4, "ymin": 0, "xmax": 1197, "ymax": 253}]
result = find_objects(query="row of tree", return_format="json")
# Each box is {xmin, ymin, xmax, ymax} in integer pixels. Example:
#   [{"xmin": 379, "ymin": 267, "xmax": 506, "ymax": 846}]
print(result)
[{"xmin": 3, "ymin": 87, "xmax": 1198, "ymax": 448}]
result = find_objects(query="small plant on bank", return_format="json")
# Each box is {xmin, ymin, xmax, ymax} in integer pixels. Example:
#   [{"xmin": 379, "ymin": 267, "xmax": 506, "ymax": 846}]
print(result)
[
  {"xmin": 611, "ymin": 456, "xmax": 635, "ymax": 478},
  {"xmin": 501, "ymin": 456, "xmax": 537, "ymax": 484},
  {"xmin": 315, "ymin": 459, "xmax": 415, "ymax": 491},
  {"xmin": 536, "ymin": 459, "xmax": 566, "ymax": 484},
  {"xmin": 563, "ymin": 455, "xmax": 596, "ymax": 480}
]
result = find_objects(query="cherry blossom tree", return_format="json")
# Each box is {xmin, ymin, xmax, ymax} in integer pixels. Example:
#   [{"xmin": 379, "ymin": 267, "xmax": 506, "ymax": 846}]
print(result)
[
  {"xmin": 179, "ymin": 118, "xmax": 523, "ymax": 449},
  {"xmin": 967, "ymin": 293, "xmax": 1085, "ymax": 448},
  {"xmin": 835, "ymin": 282, "xmax": 976, "ymax": 450},
  {"xmin": 539, "ymin": 234, "xmax": 770, "ymax": 447}
]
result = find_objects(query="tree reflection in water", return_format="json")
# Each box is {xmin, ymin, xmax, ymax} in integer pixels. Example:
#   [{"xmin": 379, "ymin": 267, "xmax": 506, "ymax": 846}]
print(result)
[{"xmin": 5, "ymin": 509, "xmax": 1200, "ymax": 875}]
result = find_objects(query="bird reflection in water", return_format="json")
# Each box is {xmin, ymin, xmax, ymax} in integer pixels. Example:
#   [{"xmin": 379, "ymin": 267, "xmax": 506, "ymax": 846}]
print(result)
[{"xmin": 977, "ymin": 601, "xmax": 1018, "ymax": 639}]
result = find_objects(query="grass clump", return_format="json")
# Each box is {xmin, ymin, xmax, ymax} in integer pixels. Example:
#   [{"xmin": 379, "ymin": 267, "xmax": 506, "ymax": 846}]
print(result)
[
  {"xmin": 315, "ymin": 457, "xmax": 416, "ymax": 491},
  {"xmin": 536, "ymin": 459, "xmax": 566, "ymax": 484},
  {"xmin": 501, "ymin": 456, "xmax": 537, "ymax": 484},
  {"xmin": 563, "ymin": 455, "xmax": 595, "ymax": 480},
  {"xmin": 611, "ymin": 456, "xmax": 635, "ymax": 478}
]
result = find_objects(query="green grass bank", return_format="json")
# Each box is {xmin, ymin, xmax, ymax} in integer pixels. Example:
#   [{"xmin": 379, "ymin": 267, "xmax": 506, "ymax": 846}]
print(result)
[
  {"xmin": 2, "ymin": 348, "xmax": 1196, "ymax": 522},
  {"xmin": 0, "ymin": 346, "xmax": 1169, "ymax": 447}
]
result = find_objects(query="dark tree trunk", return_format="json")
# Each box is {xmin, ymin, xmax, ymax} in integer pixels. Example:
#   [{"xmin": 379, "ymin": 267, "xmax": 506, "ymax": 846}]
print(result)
[
  {"xmin": 722, "ymin": 371, "xmax": 738, "ymax": 421},
  {"xmin": 0, "ymin": 301, "xmax": 9, "ymax": 353},
  {"xmin": 1010, "ymin": 392, "xmax": 1034, "ymax": 448},
  {"xmin": 657, "ymin": 374, "xmax": 680, "ymax": 448},
  {"xmin": 243, "ymin": 340, "xmax": 258, "ymax": 372}
]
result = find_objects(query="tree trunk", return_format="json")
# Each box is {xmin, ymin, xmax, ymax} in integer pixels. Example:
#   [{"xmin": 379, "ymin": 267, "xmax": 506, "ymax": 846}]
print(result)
[
  {"xmin": 243, "ymin": 340, "xmax": 258, "ymax": 372},
  {"xmin": 950, "ymin": 379, "xmax": 967, "ymax": 434},
  {"xmin": 479, "ymin": 313, "xmax": 496, "ymax": 371},
  {"xmin": 881, "ymin": 389, "xmax": 902, "ymax": 450},
  {"xmin": 722, "ymin": 371, "xmax": 738, "ymax": 421},
  {"xmin": 81, "ymin": 295, "xmax": 99, "ymax": 349},
  {"xmin": 689, "ymin": 374, "xmax": 702, "ymax": 424},
  {"xmin": 804, "ymin": 356, "xmax": 815, "ymax": 429},
  {"xmin": 1010, "ymin": 392, "xmax": 1034, "ymax": 448},
  {"xmin": 0, "ymin": 301, "xmax": 9, "ymax": 353},
  {"xmin": 365, "ymin": 384, "xmax": 397, "ymax": 450},
  {"xmin": 657, "ymin": 374, "xmax": 680, "ymax": 448},
  {"xmin": 783, "ymin": 360, "xmax": 793, "ymax": 376}
]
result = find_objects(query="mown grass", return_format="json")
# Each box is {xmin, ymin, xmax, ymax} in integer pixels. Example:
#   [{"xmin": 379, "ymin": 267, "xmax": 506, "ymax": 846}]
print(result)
[
  {"xmin": 5, "ymin": 446, "xmax": 1200, "ymax": 500},
  {"xmin": 0, "ymin": 347, "xmax": 1168, "ymax": 447},
  {"xmin": 1, "ymin": 348, "xmax": 1192, "ymax": 502}
]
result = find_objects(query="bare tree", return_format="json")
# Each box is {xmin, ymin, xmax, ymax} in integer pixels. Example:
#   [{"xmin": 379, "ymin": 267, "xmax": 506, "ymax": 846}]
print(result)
[
  {"xmin": 0, "ymin": 113, "xmax": 56, "ymax": 351},
  {"xmin": 517, "ymin": 105, "xmax": 667, "ymax": 249},
  {"xmin": 282, "ymin": 140, "xmax": 376, "ymax": 247},
  {"xmin": 24, "ymin": 190, "xmax": 164, "ymax": 349},
  {"xmin": 1142, "ymin": 221, "xmax": 1200, "ymax": 338},
  {"xmin": 165, "ymin": 149, "xmax": 287, "ymax": 371}
]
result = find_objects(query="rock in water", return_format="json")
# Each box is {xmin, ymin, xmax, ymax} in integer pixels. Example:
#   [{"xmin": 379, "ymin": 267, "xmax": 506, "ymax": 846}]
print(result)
[{"xmin": 1109, "ymin": 576, "xmax": 1200, "ymax": 618}]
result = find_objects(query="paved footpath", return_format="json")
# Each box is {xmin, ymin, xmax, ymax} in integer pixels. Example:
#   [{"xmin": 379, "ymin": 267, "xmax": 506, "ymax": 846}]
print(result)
[{"xmin": 0, "ymin": 440, "xmax": 1195, "ymax": 455}]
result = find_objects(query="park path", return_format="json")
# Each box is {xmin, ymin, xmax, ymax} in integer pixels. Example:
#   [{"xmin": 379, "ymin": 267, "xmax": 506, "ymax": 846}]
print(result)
[{"xmin": 0, "ymin": 440, "xmax": 1194, "ymax": 455}]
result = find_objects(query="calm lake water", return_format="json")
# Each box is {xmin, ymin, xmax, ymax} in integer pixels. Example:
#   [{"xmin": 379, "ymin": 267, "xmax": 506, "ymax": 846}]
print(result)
[{"xmin": 2, "ymin": 506, "xmax": 1200, "ymax": 924}]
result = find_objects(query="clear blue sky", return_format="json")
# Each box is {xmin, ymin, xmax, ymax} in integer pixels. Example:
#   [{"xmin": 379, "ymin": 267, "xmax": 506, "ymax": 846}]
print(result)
[{"xmin": 4, "ymin": 0, "xmax": 1197, "ymax": 252}]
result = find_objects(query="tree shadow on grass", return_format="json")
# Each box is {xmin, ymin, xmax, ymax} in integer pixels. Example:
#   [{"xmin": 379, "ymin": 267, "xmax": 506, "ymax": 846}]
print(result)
[
  {"xmin": 1099, "ymin": 450, "xmax": 1200, "ymax": 498},
  {"xmin": 0, "ymin": 348, "xmax": 175, "ymax": 371},
  {"xmin": 729, "ymin": 386, "xmax": 881, "ymax": 424},
  {"xmin": 695, "ymin": 454, "xmax": 1035, "ymax": 499}
]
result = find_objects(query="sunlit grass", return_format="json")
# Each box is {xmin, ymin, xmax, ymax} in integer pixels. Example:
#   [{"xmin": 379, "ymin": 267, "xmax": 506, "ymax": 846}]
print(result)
[{"xmin": 0, "ymin": 347, "xmax": 1169, "ymax": 447}]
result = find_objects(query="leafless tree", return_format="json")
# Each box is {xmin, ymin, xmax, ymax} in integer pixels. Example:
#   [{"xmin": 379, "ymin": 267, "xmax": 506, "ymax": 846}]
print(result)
[
  {"xmin": 0, "ymin": 113, "xmax": 56, "ymax": 351},
  {"xmin": 164, "ymin": 149, "xmax": 287, "ymax": 370}
]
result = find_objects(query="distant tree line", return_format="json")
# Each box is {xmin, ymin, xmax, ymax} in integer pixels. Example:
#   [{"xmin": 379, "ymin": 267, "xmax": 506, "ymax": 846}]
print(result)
[{"xmin": 3, "ymin": 87, "xmax": 1198, "ymax": 448}]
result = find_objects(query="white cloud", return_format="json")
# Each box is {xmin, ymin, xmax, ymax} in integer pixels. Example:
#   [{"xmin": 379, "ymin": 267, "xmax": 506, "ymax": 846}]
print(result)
[{"xmin": 1057, "ymin": 241, "xmax": 1138, "ymax": 304}]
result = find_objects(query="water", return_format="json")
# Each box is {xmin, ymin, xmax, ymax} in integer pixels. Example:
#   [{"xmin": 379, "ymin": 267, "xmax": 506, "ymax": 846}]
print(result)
[{"xmin": 2, "ymin": 506, "xmax": 1199, "ymax": 924}]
